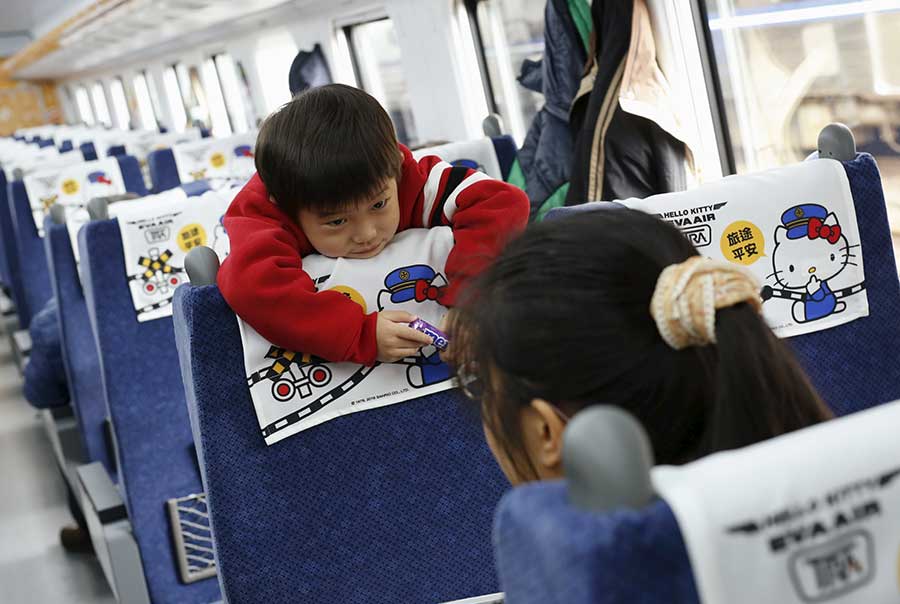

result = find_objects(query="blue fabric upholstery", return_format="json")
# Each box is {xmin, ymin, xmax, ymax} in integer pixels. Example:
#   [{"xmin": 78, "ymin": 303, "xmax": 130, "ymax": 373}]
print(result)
[
  {"xmin": 44, "ymin": 218, "xmax": 115, "ymax": 478},
  {"xmin": 0, "ymin": 169, "xmax": 12, "ymax": 289},
  {"xmin": 9, "ymin": 179, "xmax": 51, "ymax": 327},
  {"xmin": 23, "ymin": 297, "xmax": 70, "ymax": 409},
  {"xmin": 79, "ymin": 220, "xmax": 220, "ymax": 604},
  {"xmin": 80, "ymin": 142, "xmax": 98, "ymax": 161},
  {"xmin": 787, "ymin": 154, "xmax": 900, "ymax": 414},
  {"xmin": 8, "ymin": 155, "xmax": 147, "ymax": 328},
  {"xmin": 37, "ymin": 138, "xmax": 54, "ymax": 148},
  {"xmin": 546, "ymin": 155, "xmax": 899, "ymax": 415},
  {"xmin": 493, "ymin": 482, "xmax": 699, "ymax": 604},
  {"xmin": 59, "ymin": 140, "xmax": 74, "ymax": 153},
  {"xmin": 1, "ymin": 177, "xmax": 26, "ymax": 319},
  {"xmin": 491, "ymin": 135, "xmax": 518, "ymax": 181},
  {"xmin": 174, "ymin": 285, "xmax": 507, "ymax": 604},
  {"xmin": 148, "ymin": 148, "xmax": 180, "ymax": 193},
  {"xmin": 107, "ymin": 144, "xmax": 126, "ymax": 157}
]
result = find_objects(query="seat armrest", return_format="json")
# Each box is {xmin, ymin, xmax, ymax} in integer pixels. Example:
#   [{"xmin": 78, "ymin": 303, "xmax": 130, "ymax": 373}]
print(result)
[{"xmin": 77, "ymin": 462, "xmax": 127, "ymax": 524}]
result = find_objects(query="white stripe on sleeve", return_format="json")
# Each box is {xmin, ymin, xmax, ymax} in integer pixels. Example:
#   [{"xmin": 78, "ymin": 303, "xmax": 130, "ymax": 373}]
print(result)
[
  {"xmin": 442, "ymin": 171, "xmax": 493, "ymax": 222},
  {"xmin": 421, "ymin": 161, "xmax": 452, "ymax": 225}
]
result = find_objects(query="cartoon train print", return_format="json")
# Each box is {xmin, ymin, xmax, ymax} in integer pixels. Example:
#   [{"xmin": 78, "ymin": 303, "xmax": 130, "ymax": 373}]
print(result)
[
  {"xmin": 133, "ymin": 247, "xmax": 182, "ymax": 296},
  {"xmin": 248, "ymin": 346, "xmax": 334, "ymax": 403}
]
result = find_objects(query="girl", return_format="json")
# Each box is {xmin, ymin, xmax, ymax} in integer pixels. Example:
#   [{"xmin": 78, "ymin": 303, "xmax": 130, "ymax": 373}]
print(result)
[{"xmin": 448, "ymin": 209, "xmax": 832, "ymax": 485}]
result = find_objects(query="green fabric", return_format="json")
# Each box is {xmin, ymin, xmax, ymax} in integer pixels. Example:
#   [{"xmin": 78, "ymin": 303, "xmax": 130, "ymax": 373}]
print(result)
[
  {"xmin": 568, "ymin": 0, "xmax": 592, "ymax": 54},
  {"xmin": 535, "ymin": 182, "xmax": 570, "ymax": 222},
  {"xmin": 506, "ymin": 157, "xmax": 527, "ymax": 189}
]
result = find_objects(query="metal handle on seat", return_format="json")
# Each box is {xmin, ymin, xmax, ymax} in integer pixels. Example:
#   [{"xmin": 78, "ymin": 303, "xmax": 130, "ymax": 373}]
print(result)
[
  {"xmin": 49, "ymin": 203, "xmax": 66, "ymax": 224},
  {"xmin": 86, "ymin": 193, "xmax": 139, "ymax": 221},
  {"xmin": 185, "ymin": 246, "xmax": 220, "ymax": 286},
  {"xmin": 563, "ymin": 406, "xmax": 655, "ymax": 512},
  {"xmin": 482, "ymin": 113, "xmax": 505, "ymax": 138},
  {"xmin": 818, "ymin": 123, "xmax": 857, "ymax": 161}
]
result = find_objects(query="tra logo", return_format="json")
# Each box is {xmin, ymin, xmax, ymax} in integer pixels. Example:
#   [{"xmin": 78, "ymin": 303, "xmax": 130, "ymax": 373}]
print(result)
[{"xmin": 789, "ymin": 529, "xmax": 874, "ymax": 602}]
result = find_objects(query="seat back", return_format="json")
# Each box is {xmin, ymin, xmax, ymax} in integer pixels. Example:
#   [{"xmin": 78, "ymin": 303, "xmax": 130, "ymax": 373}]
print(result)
[
  {"xmin": 494, "ymin": 483, "xmax": 698, "ymax": 604},
  {"xmin": 413, "ymin": 136, "xmax": 518, "ymax": 181},
  {"xmin": 547, "ymin": 152, "xmax": 900, "ymax": 416},
  {"xmin": 0, "ymin": 169, "xmax": 13, "ymax": 290},
  {"xmin": 79, "ymin": 219, "xmax": 220, "ymax": 604},
  {"xmin": 174, "ymin": 284, "xmax": 507, "ymax": 604},
  {"xmin": 80, "ymin": 142, "xmax": 98, "ymax": 161},
  {"xmin": 148, "ymin": 148, "xmax": 180, "ymax": 193},
  {"xmin": 44, "ymin": 216, "xmax": 115, "ymax": 478},
  {"xmin": 10, "ymin": 155, "xmax": 147, "ymax": 327}
]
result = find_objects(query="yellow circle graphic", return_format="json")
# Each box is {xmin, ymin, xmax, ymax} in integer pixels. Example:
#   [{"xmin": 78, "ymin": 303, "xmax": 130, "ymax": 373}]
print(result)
[
  {"xmin": 720, "ymin": 220, "xmax": 765, "ymax": 266},
  {"xmin": 61, "ymin": 179, "xmax": 79, "ymax": 195},
  {"xmin": 210, "ymin": 152, "xmax": 226, "ymax": 169},
  {"xmin": 328, "ymin": 285, "xmax": 367, "ymax": 313},
  {"xmin": 177, "ymin": 223, "xmax": 207, "ymax": 252}
]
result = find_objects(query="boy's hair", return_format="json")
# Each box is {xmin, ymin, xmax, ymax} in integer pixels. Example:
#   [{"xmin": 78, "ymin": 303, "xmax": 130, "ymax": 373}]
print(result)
[
  {"xmin": 449, "ymin": 209, "xmax": 832, "ymax": 482},
  {"xmin": 255, "ymin": 84, "xmax": 403, "ymax": 218}
]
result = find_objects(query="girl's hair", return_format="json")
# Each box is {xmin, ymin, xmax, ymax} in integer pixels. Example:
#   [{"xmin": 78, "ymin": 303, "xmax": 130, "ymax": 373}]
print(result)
[{"xmin": 450, "ymin": 209, "xmax": 832, "ymax": 481}]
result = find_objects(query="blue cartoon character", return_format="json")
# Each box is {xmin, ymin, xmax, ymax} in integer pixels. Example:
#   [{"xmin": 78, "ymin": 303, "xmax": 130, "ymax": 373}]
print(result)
[
  {"xmin": 234, "ymin": 144, "xmax": 254, "ymax": 158},
  {"xmin": 212, "ymin": 214, "xmax": 229, "ymax": 258},
  {"xmin": 87, "ymin": 170, "xmax": 113, "ymax": 185},
  {"xmin": 761, "ymin": 204, "xmax": 864, "ymax": 323},
  {"xmin": 377, "ymin": 264, "xmax": 452, "ymax": 388}
]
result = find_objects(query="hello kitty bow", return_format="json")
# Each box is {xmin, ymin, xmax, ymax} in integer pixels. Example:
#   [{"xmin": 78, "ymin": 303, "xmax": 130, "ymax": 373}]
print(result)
[{"xmin": 808, "ymin": 217, "xmax": 841, "ymax": 244}]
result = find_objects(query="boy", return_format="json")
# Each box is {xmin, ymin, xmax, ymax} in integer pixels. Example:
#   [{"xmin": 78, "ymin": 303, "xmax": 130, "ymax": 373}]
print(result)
[{"xmin": 218, "ymin": 84, "xmax": 529, "ymax": 365}]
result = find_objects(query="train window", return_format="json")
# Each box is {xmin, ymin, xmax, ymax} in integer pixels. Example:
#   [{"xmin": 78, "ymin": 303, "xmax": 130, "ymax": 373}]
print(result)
[
  {"xmin": 163, "ymin": 65, "xmax": 189, "ymax": 132},
  {"xmin": 91, "ymin": 82, "xmax": 112, "ymax": 127},
  {"xmin": 74, "ymin": 85, "xmax": 95, "ymax": 125},
  {"xmin": 213, "ymin": 53, "xmax": 251, "ymax": 133},
  {"xmin": 345, "ymin": 18, "xmax": 419, "ymax": 146},
  {"xmin": 176, "ymin": 63, "xmax": 212, "ymax": 131},
  {"xmin": 202, "ymin": 57, "xmax": 233, "ymax": 137},
  {"xmin": 133, "ymin": 71, "xmax": 159, "ymax": 131},
  {"xmin": 465, "ymin": 0, "xmax": 547, "ymax": 144},
  {"xmin": 701, "ymin": 0, "xmax": 900, "ymax": 254},
  {"xmin": 109, "ymin": 77, "xmax": 132, "ymax": 130},
  {"xmin": 255, "ymin": 31, "xmax": 298, "ymax": 114}
]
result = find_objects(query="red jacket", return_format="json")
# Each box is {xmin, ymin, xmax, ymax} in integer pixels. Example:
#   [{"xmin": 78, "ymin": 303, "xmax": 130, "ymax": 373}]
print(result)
[{"xmin": 218, "ymin": 144, "xmax": 529, "ymax": 365}]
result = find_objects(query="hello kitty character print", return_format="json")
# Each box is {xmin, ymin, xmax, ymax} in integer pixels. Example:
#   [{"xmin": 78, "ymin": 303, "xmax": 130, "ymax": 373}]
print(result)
[{"xmin": 761, "ymin": 204, "xmax": 865, "ymax": 323}]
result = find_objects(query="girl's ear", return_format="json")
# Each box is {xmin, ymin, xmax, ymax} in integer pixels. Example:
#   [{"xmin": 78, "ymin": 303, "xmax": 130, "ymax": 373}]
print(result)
[
  {"xmin": 774, "ymin": 225, "xmax": 787, "ymax": 245},
  {"xmin": 824, "ymin": 212, "xmax": 839, "ymax": 227},
  {"xmin": 518, "ymin": 399, "xmax": 567, "ymax": 480}
]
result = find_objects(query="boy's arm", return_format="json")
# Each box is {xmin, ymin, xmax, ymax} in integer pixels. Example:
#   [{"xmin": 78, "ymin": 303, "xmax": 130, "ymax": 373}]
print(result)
[
  {"xmin": 412, "ymin": 156, "xmax": 530, "ymax": 305},
  {"xmin": 217, "ymin": 188, "xmax": 379, "ymax": 365}
]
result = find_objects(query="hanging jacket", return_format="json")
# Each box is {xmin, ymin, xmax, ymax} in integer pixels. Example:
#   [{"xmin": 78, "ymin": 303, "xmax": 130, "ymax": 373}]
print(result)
[
  {"xmin": 567, "ymin": 0, "xmax": 692, "ymax": 204},
  {"xmin": 288, "ymin": 43, "xmax": 333, "ymax": 97},
  {"xmin": 517, "ymin": 0, "xmax": 590, "ymax": 220}
]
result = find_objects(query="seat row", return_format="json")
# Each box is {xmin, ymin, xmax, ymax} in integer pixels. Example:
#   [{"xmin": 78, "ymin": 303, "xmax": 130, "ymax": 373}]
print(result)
[{"xmin": 6, "ymin": 122, "xmax": 900, "ymax": 604}]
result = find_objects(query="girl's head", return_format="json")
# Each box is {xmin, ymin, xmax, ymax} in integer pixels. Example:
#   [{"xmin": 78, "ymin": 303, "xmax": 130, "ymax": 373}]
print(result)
[{"xmin": 449, "ymin": 209, "xmax": 831, "ymax": 485}]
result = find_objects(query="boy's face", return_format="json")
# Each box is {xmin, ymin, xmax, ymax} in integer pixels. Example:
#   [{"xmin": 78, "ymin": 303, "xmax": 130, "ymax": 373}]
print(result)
[{"xmin": 297, "ymin": 178, "xmax": 400, "ymax": 259}]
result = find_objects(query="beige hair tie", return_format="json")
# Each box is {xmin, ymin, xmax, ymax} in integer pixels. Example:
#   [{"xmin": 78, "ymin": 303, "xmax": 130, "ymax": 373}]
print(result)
[{"xmin": 650, "ymin": 256, "xmax": 762, "ymax": 350}]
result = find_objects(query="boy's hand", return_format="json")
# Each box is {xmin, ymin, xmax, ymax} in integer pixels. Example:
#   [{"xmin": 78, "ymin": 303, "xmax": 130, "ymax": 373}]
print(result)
[{"xmin": 376, "ymin": 311, "xmax": 434, "ymax": 363}]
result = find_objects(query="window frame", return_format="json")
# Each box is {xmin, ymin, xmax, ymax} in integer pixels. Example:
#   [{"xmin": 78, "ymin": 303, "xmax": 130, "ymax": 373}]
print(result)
[
  {"xmin": 461, "ymin": 0, "xmax": 499, "ymax": 115},
  {"xmin": 109, "ymin": 76, "xmax": 132, "ymax": 130}
]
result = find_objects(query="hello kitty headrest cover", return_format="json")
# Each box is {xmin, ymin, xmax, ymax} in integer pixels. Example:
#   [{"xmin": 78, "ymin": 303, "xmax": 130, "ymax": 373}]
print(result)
[{"xmin": 619, "ymin": 159, "xmax": 866, "ymax": 339}]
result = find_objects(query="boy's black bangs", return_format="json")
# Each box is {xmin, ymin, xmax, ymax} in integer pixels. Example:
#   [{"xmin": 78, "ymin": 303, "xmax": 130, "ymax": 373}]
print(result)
[
  {"xmin": 288, "ymin": 143, "xmax": 400, "ymax": 214},
  {"xmin": 254, "ymin": 84, "xmax": 401, "ymax": 219}
]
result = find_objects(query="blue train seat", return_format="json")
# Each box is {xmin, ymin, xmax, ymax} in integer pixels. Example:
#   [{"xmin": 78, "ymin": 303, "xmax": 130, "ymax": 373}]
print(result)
[
  {"xmin": 8, "ymin": 154, "xmax": 147, "ymax": 328},
  {"xmin": 80, "ymin": 142, "xmax": 98, "ymax": 161},
  {"xmin": 59, "ymin": 139, "xmax": 74, "ymax": 153},
  {"xmin": 78, "ymin": 218, "xmax": 221, "ymax": 604},
  {"xmin": 37, "ymin": 138, "xmax": 55, "ymax": 148},
  {"xmin": 494, "ymin": 400, "xmax": 900, "ymax": 604},
  {"xmin": 107, "ymin": 144, "xmax": 126, "ymax": 157},
  {"xmin": 415, "ymin": 136, "xmax": 518, "ymax": 182},
  {"xmin": 547, "ymin": 127, "xmax": 900, "ymax": 416},
  {"xmin": 0, "ymin": 169, "xmax": 15, "ymax": 291},
  {"xmin": 173, "ymin": 276, "xmax": 507, "ymax": 603},
  {"xmin": 44, "ymin": 216, "xmax": 116, "ymax": 477},
  {"xmin": 148, "ymin": 148, "xmax": 180, "ymax": 193}
]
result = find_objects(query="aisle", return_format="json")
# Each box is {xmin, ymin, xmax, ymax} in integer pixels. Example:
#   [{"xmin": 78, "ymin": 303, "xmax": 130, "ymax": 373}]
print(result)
[{"xmin": 0, "ymin": 335, "xmax": 115, "ymax": 603}]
